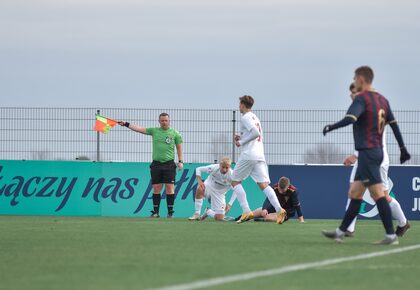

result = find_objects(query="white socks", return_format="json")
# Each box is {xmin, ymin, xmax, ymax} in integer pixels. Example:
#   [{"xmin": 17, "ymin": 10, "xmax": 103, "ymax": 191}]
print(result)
[
  {"xmin": 232, "ymin": 184, "xmax": 251, "ymax": 213},
  {"xmin": 389, "ymin": 198, "xmax": 407, "ymax": 227},
  {"xmin": 347, "ymin": 217, "xmax": 357, "ymax": 233},
  {"xmin": 263, "ymin": 186, "xmax": 283, "ymax": 212},
  {"xmin": 195, "ymin": 198, "xmax": 203, "ymax": 215}
]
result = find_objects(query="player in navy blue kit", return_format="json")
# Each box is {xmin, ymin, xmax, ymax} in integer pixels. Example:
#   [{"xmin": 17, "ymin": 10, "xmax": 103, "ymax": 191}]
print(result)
[
  {"xmin": 321, "ymin": 66, "xmax": 411, "ymax": 245},
  {"xmin": 233, "ymin": 176, "xmax": 305, "ymax": 223}
]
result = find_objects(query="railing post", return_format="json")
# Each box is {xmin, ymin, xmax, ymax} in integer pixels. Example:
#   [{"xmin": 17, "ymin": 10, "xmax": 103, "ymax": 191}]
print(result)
[
  {"xmin": 96, "ymin": 109, "xmax": 100, "ymax": 162},
  {"xmin": 232, "ymin": 110, "xmax": 236, "ymax": 163}
]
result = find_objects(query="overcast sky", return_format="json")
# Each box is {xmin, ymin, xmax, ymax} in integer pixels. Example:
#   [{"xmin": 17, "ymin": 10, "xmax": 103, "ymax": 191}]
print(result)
[{"xmin": 0, "ymin": 0, "xmax": 419, "ymax": 110}]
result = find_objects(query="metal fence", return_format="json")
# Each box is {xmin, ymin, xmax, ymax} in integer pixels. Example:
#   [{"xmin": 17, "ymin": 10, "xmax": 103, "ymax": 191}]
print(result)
[{"xmin": 0, "ymin": 107, "xmax": 419, "ymax": 165}]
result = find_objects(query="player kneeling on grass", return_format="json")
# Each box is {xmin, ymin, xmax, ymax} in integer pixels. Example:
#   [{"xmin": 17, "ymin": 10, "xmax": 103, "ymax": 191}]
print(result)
[{"xmin": 189, "ymin": 157, "xmax": 233, "ymax": 221}]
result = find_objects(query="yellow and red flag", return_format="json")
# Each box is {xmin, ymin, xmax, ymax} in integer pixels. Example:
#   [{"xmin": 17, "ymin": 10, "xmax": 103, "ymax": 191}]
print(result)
[{"xmin": 94, "ymin": 114, "xmax": 118, "ymax": 134}]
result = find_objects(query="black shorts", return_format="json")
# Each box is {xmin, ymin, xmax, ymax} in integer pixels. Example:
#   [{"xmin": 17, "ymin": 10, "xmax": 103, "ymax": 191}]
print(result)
[
  {"xmin": 150, "ymin": 160, "xmax": 177, "ymax": 185},
  {"xmin": 354, "ymin": 148, "xmax": 383, "ymax": 186},
  {"xmin": 262, "ymin": 198, "xmax": 276, "ymax": 214}
]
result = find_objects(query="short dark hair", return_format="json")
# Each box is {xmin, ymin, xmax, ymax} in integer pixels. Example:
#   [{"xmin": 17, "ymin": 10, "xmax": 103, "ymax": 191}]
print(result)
[
  {"xmin": 159, "ymin": 112, "xmax": 170, "ymax": 118},
  {"xmin": 279, "ymin": 176, "xmax": 290, "ymax": 191},
  {"xmin": 349, "ymin": 82, "xmax": 355, "ymax": 92},
  {"xmin": 239, "ymin": 95, "xmax": 254, "ymax": 109},
  {"xmin": 355, "ymin": 66, "xmax": 374, "ymax": 84}
]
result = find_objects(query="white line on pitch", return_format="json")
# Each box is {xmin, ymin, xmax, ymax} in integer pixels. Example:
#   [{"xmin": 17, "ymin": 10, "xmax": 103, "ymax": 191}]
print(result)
[{"xmin": 152, "ymin": 244, "xmax": 420, "ymax": 290}]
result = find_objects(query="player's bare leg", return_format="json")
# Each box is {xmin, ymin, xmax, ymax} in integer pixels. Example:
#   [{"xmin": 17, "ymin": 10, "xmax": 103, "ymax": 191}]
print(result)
[
  {"xmin": 263, "ymin": 213, "xmax": 278, "ymax": 222},
  {"xmin": 252, "ymin": 208, "xmax": 265, "ymax": 219},
  {"xmin": 214, "ymin": 213, "xmax": 225, "ymax": 221},
  {"xmin": 189, "ymin": 187, "xmax": 205, "ymax": 221},
  {"xmin": 258, "ymin": 182, "xmax": 287, "ymax": 224},
  {"xmin": 251, "ymin": 208, "xmax": 267, "ymax": 222},
  {"xmin": 151, "ymin": 184, "xmax": 163, "ymax": 218},
  {"xmin": 322, "ymin": 181, "xmax": 365, "ymax": 243}
]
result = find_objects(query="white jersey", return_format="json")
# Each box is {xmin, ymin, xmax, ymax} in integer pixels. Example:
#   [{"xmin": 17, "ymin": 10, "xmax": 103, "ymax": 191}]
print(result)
[
  {"xmin": 239, "ymin": 112, "xmax": 265, "ymax": 161},
  {"xmin": 196, "ymin": 164, "xmax": 232, "ymax": 194},
  {"xmin": 382, "ymin": 127, "xmax": 389, "ymax": 165}
]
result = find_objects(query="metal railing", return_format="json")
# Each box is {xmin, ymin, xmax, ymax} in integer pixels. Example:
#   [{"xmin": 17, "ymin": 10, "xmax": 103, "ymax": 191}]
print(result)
[{"xmin": 0, "ymin": 107, "xmax": 419, "ymax": 165}]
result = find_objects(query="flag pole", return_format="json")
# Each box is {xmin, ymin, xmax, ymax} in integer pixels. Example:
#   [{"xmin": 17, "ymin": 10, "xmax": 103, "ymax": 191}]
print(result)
[{"xmin": 96, "ymin": 109, "xmax": 100, "ymax": 162}]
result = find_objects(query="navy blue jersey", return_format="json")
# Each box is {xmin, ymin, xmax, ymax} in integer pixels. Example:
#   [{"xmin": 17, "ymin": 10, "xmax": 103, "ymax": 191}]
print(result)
[
  {"xmin": 273, "ymin": 184, "xmax": 302, "ymax": 217},
  {"xmin": 346, "ymin": 91, "xmax": 396, "ymax": 150}
]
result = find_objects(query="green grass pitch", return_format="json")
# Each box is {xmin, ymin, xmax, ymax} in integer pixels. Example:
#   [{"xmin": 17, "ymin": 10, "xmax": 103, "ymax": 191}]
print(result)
[{"xmin": 0, "ymin": 216, "xmax": 419, "ymax": 290}]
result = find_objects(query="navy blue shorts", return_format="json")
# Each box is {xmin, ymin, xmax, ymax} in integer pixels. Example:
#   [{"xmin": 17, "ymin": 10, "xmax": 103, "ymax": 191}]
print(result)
[
  {"xmin": 262, "ymin": 198, "xmax": 276, "ymax": 214},
  {"xmin": 354, "ymin": 148, "xmax": 383, "ymax": 186}
]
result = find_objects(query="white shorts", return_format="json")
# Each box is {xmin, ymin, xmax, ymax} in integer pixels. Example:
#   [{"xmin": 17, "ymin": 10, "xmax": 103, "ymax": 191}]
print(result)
[
  {"xmin": 349, "ymin": 159, "xmax": 390, "ymax": 191},
  {"xmin": 231, "ymin": 159, "xmax": 270, "ymax": 183},
  {"xmin": 203, "ymin": 182, "xmax": 226, "ymax": 215}
]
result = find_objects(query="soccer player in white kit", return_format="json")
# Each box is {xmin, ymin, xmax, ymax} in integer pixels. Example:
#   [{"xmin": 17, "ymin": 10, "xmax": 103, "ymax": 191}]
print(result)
[
  {"xmin": 343, "ymin": 83, "xmax": 410, "ymax": 237},
  {"xmin": 231, "ymin": 95, "xmax": 287, "ymax": 224},
  {"xmin": 189, "ymin": 157, "xmax": 233, "ymax": 221}
]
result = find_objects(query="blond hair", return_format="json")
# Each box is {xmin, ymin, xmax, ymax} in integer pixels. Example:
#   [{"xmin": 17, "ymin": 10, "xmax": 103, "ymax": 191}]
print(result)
[{"xmin": 219, "ymin": 157, "xmax": 232, "ymax": 167}]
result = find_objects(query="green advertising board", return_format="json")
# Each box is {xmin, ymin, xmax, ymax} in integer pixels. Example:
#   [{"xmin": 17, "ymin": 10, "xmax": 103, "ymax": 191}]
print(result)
[{"xmin": 0, "ymin": 160, "xmax": 263, "ymax": 218}]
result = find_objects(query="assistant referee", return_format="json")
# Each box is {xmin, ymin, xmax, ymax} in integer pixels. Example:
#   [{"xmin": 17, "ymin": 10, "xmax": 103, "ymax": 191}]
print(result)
[{"xmin": 118, "ymin": 112, "xmax": 183, "ymax": 218}]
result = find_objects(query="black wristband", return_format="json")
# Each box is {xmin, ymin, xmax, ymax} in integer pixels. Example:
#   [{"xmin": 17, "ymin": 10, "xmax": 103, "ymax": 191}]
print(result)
[
  {"xmin": 124, "ymin": 122, "xmax": 130, "ymax": 127},
  {"xmin": 178, "ymin": 160, "xmax": 183, "ymax": 163}
]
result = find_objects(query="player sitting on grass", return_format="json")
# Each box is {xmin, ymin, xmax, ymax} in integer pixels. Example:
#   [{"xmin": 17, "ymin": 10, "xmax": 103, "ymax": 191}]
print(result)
[
  {"xmin": 188, "ymin": 157, "xmax": 232, "ymax": 221},
  {"xmin": 229, "ymin": 176, "xmax": 304, "ymax": 223},
  {"xmin": 253, "ymin": 177, "xmax": 304, "ymax": 223}
]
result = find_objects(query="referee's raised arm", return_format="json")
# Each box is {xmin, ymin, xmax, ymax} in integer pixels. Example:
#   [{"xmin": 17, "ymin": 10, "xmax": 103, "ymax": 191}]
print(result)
[{"xmin": 117, "ymin": 121, "xmax": 147, "ymax": 134}]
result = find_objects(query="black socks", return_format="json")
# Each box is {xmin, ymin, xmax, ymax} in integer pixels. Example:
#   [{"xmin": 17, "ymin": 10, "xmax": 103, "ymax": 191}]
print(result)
[
  {"xmin": 152, "ymin": 194, "xmax": 161, "ymax": 214},
  {"xmin": 166, "ymin": 194, "xmax": 175, "ymax": 213},
  {"xmin": 376, "ymin": 197, "xmax": 395, "ymax": 235},
  {"xmin": 339, "ymin": 199, "xmax": 362, "ymax": 232}
]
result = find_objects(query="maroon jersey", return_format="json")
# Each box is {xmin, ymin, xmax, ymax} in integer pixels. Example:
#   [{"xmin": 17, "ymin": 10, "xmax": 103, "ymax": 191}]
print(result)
[{"xmin": 346, "ymin": 91, "xmax": 396, "ymax": 150}]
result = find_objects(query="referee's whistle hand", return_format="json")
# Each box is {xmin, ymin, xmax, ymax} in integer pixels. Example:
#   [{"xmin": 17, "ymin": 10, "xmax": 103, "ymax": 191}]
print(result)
[{"xmin": 177, "ymin": 162, "xmax": 184, "ymax": 171}]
